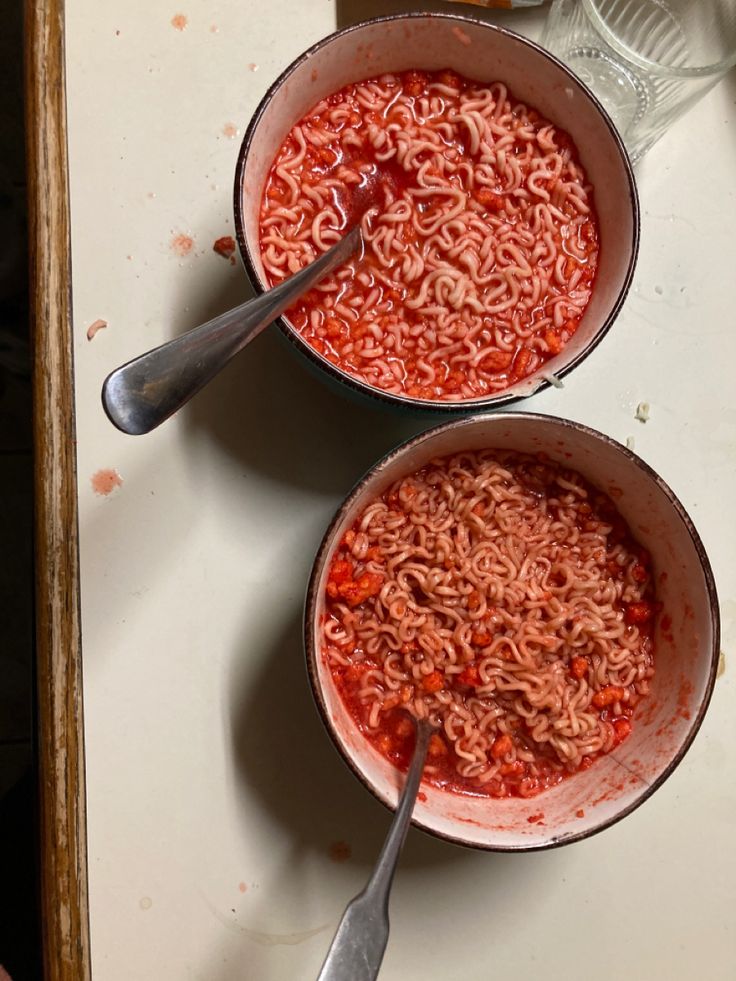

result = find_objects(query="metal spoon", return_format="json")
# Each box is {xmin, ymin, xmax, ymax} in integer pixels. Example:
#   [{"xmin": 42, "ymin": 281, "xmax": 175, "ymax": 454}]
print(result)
[
  {"xmin": 101, "ymin": 224, "xmax": 362, "ymax": 435},
  {"xmin": 316, "ymin": 718, "xmax": 431, "ymax": 981}
]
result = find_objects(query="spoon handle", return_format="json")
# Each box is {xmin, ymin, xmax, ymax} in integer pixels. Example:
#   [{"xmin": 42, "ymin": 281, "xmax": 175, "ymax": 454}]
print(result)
[
  {"xmin": 101, "ymin": 225, "xmax": 362, "ymax": 436},
  {"xmin": 316, "ymin": 721, "xmax": 431, "ymax": 981}
]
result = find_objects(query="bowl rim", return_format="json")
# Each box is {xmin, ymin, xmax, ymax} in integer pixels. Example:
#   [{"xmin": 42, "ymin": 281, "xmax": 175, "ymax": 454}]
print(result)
[
  {"xmin": 303, "ymin": 411, "xmax": 721, "ymax": 851},
  {"xmin": 233, "ymin": 11, "xmax": 641, "ymax": 414}
]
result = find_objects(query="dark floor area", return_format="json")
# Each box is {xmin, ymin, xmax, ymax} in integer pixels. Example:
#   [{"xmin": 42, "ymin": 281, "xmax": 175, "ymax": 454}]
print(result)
[{"xmin": 0, "ymin": 0, "xmax": 42, "ymax": 978}]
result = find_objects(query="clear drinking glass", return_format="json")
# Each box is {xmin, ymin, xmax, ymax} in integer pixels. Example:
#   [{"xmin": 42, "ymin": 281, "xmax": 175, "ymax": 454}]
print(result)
[{"xmin": 541, "ymin": 0, "xmax": 736, "ymax": 161}]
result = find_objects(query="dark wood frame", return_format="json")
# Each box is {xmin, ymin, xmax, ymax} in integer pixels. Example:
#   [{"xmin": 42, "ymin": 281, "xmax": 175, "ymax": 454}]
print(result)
[{"xmin": 26, "ymin": 0, "xmax": 91, "ymax": 977}]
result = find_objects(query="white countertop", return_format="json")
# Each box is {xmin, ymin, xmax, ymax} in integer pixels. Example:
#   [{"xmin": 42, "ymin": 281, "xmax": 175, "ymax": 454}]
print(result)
[{"xmin": 66, "ymin": 2, "xmax": 736, "ymax": 978}]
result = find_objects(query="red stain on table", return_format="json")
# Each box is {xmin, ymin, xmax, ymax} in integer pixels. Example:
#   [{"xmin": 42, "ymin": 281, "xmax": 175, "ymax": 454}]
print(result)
[
  {"xmin": 328, "ymin": 840, "xmax": 351, "ymax": 863},
  {"xmin": 213, "ymin": 236, "xmax": 236, "ymax": 262},
  {"xmin": 171, "ymin": 234, "xmax": 194, "ymax": 256},
  {"xmin": 238, "ymin": 882, "xmax": 247, "ymax": 894},
  {"xmin": 171, "ymin": 13, "xmax": 187, "ymax": 30},
  {"xmin": 222, "ymin": 122, "xmax": 239, "ymax": 139},
  {"xmin": 86, "ymin": 318, "xmax": 107, "ymax": 341},
  {"xmin": 91, "ymin": 469, "xmax": 123, "ymax": 496}
]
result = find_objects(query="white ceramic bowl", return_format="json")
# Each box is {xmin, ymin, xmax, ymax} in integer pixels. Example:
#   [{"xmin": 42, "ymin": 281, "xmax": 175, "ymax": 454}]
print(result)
[
  {"xmin": 234, "ymin": 12, "xmax": 639, "ymax": 413},
  {"xmin": 305, "ymin": 413, "xmax": 719, "ymax": 850}
]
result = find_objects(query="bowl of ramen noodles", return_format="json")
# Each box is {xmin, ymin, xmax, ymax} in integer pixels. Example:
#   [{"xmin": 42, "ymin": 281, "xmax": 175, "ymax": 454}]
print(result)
[
  {"xmin": 234, "ymin": 12, "xmax": 639, "ymax": 411},
  {"xmin": 305, "ymin": 413, "xmax": 719, "ymax": 849}
]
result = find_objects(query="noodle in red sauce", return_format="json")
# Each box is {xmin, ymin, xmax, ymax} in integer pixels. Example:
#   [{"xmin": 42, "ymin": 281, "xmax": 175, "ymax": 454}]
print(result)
[
  {"xmin": 259, "ymin": 70, "xmax": 599, "ymax": 401},
  {"xmin": 322, "ymin": 451, "xmax": 656, "ymax": 799}
]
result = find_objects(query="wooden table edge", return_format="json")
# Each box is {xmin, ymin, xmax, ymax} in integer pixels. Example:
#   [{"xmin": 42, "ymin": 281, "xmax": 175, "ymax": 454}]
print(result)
[{"xmin": 26, "ymin": 0, "xmax": 91, "ymax": 977}]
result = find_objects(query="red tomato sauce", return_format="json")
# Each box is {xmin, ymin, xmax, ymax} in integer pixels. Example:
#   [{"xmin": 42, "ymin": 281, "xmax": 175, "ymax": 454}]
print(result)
[
  {"xmin": 329, "ymin": 659, "xmax": 646, "ymax": 799},
  {"xmin": 259, "ymin": 69, "xmax": 599, "ymax": 401},
  {"xmin": 322, "ymin": 453, "xmax": 657, "ymax": 800}
]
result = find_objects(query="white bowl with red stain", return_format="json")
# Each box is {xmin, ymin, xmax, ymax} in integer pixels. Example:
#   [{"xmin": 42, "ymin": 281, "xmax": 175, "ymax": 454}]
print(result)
[
  {"xmin": 234, "ymin": 12, "xmax": 639, "ymax": 413},
  {"xmin": 304, "ymin": 413, "xmax": 719, "ymax": 850}
]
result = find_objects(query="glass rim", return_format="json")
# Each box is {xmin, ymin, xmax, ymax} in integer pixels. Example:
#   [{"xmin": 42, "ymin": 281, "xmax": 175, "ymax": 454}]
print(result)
[{"xmin": 583, "ymin": 0, "xmax": 736, "ymax": 78}]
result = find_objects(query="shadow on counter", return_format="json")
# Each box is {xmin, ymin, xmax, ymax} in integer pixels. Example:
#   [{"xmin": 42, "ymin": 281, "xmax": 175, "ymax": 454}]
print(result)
[
  {"xmin": 182, "ymin": 308, "xmax": 425, "ymax": 497},
  {"xmin": 228, "ymin": 607, "xmax": 465, "ymax": 872}
]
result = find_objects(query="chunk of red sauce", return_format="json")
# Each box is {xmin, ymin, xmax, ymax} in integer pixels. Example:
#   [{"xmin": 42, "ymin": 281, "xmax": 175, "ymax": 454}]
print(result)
[{"xmin": 213, "ymin": 235, "xmax": 236, "ymax": 259}]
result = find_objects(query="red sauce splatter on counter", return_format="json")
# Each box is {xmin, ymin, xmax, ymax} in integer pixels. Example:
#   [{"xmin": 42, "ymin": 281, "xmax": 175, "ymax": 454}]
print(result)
[
  {"xmin": 238, "ymin": 882, "xmax": 247, "ymax": 894},
  {"xmin": 91, "ymin": 469, "xmax": 123, "ymax": 496},
  {"xmin": 86, "ymin": 318, "xmax": 107, "ymax": 341},
  {"xmin": 328, "ymin": 840, "xmax": 352, "ymax": 863},
  {"xmin": 213, "ymin": 236, "xmax": 236, "ymax": 261},
  {"xmin": 223, "ymin": 122, "xmax": 239, "ymax": 139},
  {"xmin": 248, "ymin": 63, "xmax": 259, "ymax": 72},
  {"xmin": 171, "ymin": 234, "xmax": 194, "ymax": 256},
  {"xmin": 171, "ymin": 13, "xmax": 187, "ymax": 31},
  {"xmin": 210, "ymin": 24, "xmax": 218, "ymax": 33}
]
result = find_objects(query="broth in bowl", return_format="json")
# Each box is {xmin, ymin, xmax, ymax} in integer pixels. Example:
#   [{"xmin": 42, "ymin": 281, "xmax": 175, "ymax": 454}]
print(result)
[{"xmin": 259, "ymin": 70, "xmax": 599, "ymax": 401}]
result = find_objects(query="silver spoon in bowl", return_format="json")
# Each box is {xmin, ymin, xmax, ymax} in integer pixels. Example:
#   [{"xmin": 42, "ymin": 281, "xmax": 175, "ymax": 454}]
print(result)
[
  {"xmin": 101, "ymin": 223, "xmax": 363, "ymax": 436},
  {"xmin": 316, "ymin": 718, "xmax": 432, "ymax": 981}
]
